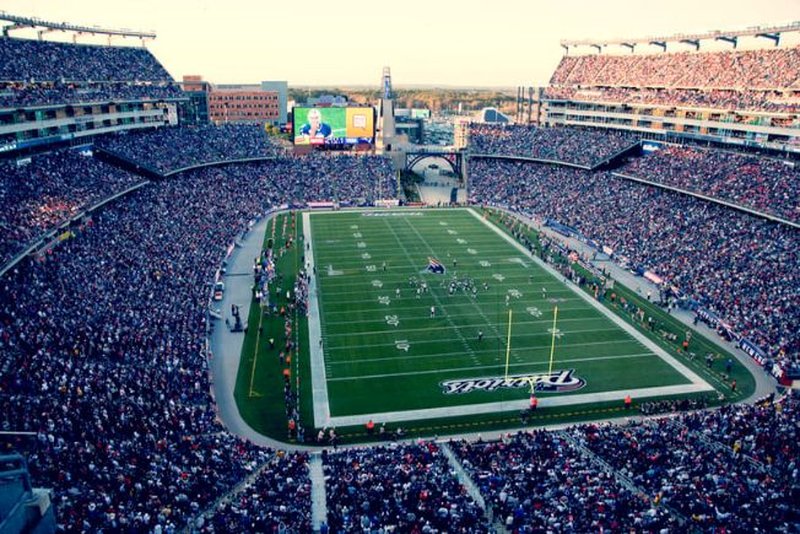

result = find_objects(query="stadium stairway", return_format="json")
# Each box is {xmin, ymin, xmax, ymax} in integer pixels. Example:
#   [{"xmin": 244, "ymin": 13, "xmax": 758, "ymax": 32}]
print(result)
[
  {"xmin": 187, "ymin": 454, "xmax": 280, "ymax": 532},
  {"xmin": 439, "ymin": 442, "xmax": 508, "ymax": 533},
  {"xmin": 309, "ymin": 453, "xmax": 328, "ymax": 532},
  {"xmin": 557, "ymin": 431, "xmax": 689, "ymax": 526}
]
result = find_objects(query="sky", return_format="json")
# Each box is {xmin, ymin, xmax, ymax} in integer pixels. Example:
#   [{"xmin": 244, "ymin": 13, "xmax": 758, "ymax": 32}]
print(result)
[{"xmin": 2, "ymin": 0, "xmax": 799, "ymax": 87}]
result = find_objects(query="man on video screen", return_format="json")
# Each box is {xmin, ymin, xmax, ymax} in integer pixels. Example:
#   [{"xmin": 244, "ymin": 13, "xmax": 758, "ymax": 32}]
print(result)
[{"xmin": 297, "ymin": 108, "xmax": 331, "ymax": 143}]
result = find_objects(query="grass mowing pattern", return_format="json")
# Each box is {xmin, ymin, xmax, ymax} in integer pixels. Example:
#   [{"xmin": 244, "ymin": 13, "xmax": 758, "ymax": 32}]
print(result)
[{"xmin": 311, "ymin": 209, "xmax": 694, "ymax": 418}]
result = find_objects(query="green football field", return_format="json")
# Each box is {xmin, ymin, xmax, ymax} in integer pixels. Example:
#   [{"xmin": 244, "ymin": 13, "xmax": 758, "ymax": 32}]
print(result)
[{"xmin": 304, "ymin": 208, "xmax": 713, "ymax": 428}]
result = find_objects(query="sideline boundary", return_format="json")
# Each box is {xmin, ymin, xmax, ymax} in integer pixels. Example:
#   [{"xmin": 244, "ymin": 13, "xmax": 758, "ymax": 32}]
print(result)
[{"xmin": 305, "ymin": 212, "xmax": 332, "ymax": 427}]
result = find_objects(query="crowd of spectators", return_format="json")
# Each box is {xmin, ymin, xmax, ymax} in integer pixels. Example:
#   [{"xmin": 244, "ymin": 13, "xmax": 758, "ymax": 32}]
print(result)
[
  {"xmin": 468, "ymin": 124, "xmax": 637, "ymax": 168},
  {"xmin": 0, "ymin": 37, "xmax": 173, "ymax": 82},
  {"xmin": 95, "ymin": 124, "xmax": 286, "ymax": 173},
  {"xmin": 0, "ymin": 81, "xmax": 183, "ymax": 109},
  {"xmin": 201, "ymin": 452, "xmax": 312, "ymax": 533},
  {"xmin": 0, "ymin": 141, "xmax": 394, "ymax": 274},
  {"xmin": 549, "ymin": 46, "xmax": 800, "ymax": 90},
  {"xmin": 451, "ymin": 393, "xmax": 798, "ymax": 532},
  {"xmin": 619, "ymin": 145, "xmax": 800, "ymax": 223},
  {"xmin": 469, "ymin": 158, "xmax": 799, "ymax": 369},
  {"xmin": 324, "ymin": 442, "xmax": 489, "ymax": 533},
  {"xmin": 543, "ymin": 85, "xmax": 799, "ymax": 113},
  {"xmin": 687, "ymin": 394, "xmax": 799, "ymax": 473},
  {"xmin": 262, "ymin": 154, "xmax": 397, "ymax": 205},
  {"xmin": 0, "ymin": 166, "xmax": 278, "ymax": 531},
  {"xmin": 0, "ymin": 148, "xmax": 398, "ymax": 530},
  {"xmin": 452, "ymin": 431, "xmax": 676, "ymax": 532},
  {"xmin": 1, "ymin": 125, "xmax": 797, "ymax": 533},
  {"xmin": 569, "ymin": 398, "xmax": 799, "ymax": 531},
  {"xmin": 0, "ymin": 148, "xmax": 145, "ymax": 267}
]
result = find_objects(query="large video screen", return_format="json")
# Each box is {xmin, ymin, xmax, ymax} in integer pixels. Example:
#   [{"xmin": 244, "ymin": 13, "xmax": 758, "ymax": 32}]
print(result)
[{"xmin": 293, "ymin": 107, "xmax": 374, "ymax": 145}]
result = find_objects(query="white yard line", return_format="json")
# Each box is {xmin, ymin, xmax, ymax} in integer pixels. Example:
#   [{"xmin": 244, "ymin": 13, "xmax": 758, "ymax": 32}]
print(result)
[
  {"xmin": 326, "ymin": 338, "xmax": 645, "ymax": 366},
  {"xmin": 329, "ymin": 352, "xmax": 655, "ymax": 381},
  {"xmin": 304, "ymin": 212, "xmax": 332, "ymax": 428}
]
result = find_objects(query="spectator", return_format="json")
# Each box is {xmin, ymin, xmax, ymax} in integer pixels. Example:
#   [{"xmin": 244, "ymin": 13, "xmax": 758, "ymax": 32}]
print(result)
[
  {"xmin": 468, "ymin": 124, "xmax": 636, "ymax": 168},
  {"xmin": 324, "ymin": 442, "xmax": 489, "ymax": 533},
  {"xmin": 0, "ymin": 148, "xmax": 145, "ymax": 266}
]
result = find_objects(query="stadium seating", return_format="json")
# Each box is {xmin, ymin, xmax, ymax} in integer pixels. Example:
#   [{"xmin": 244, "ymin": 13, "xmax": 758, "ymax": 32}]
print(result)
[
  {"xmin": 452, "ymin": 431, "xmax": 677, "ymax": 532},
  {"xmin": 95, "ymin": 124, "xmax": 285, "ymax": 173},
  {"xmin": 0, "ymin": 37, "xmax": 179, "ymax": 109},
  {"xmin": 450, "ymin": 394, "xmax": 798, "ymax": 532},
  {"xmin": 469, "ymin": 158, "xmax": 800, "ymax": 371},
  {"xmin": 569, "ymin": 409, "xmax": 796, "ymax": 531},
  {"xmin": 0, "ymin": 38, "xmax": 172, "ymax": 82},
  {"xmin": 468, "ymin": 124, "xmax": 637, "ymax": 167},
  {"xmin": 619, "ymin": 145, "xmax": 799, "ymax": 223},
  {"xmin": 0, "ymin": 82, "xmax": 183, "ymax": 110},
  {"xmin": 550, "ymin": 47, "xmax": 800, "ymax": 89},
  {"xmin": 547, "ymin": 46, "xmax": 800, "ymax": 112},
  {"xmin": 543, "ymin": 85, "xmax": 800, "ymax": 113},
  {"xmin": 0, "ymin": 149, "xmax": 145, "ymax": 267},
  {"xmin": 324, "ymin": 443, "xmax": 490, "ymax": 532},
  {"xmin": 202, "ymin": 452, "xmax": 312, "ymax": 533}
]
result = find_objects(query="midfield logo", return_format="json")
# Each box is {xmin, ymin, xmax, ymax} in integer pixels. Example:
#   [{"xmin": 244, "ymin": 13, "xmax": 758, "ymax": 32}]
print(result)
[
  {"xmin": 440, "ymin": 369, "xmax": 586, "ymax": 395},
  {"xmin": 426, "ymin": 257, "xmax": 446, "ymax": 275}
]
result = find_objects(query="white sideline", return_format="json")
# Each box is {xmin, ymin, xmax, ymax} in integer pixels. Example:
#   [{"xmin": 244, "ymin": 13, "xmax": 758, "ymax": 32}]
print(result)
[{"xmin": 304, "ymin": 212, "xmax": 332, "ymax": 428}]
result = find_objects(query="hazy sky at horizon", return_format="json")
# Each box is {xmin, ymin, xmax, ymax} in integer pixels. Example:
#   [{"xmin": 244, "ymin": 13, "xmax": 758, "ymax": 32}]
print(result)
[{"xmin": 2, "ymin": 0, "xmax": 799, "ymax": 87}]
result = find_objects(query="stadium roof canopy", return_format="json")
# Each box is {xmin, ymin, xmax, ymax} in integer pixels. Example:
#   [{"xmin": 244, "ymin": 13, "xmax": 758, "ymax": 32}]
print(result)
[
  {"xmin": 0, "ymin": 11, "xmax": 156, "ymax": 42},
  {"xmin": 560, "ymin": 21, "xmax": 800, "ymax": 53}
]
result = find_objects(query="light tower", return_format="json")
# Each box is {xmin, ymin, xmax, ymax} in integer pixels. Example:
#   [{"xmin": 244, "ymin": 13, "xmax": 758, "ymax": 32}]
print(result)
[{"xmin": 379, "ymin": 66, "xmax": 396, "ymax": 148}]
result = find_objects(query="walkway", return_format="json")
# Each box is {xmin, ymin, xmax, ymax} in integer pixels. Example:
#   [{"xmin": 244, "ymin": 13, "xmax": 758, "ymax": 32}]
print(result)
[
  {"xmin": 208, "ymin": 215, "xmax": 319, "ymax": 451},
  {"xmin": 440, "ymin": 442, "xmax": 486, "ymax": 511}
]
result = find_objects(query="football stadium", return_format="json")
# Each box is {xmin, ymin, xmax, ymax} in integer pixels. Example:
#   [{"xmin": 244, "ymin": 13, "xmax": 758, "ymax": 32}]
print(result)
[{"xmin": 0, "ymin": 3, "xmax": 799, "ymax": 533}]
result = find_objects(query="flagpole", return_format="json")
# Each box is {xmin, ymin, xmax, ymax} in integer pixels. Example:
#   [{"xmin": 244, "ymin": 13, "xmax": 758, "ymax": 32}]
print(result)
[
  {"xmin": 548, "ymin": 306, "xmax": 559, "ymax": 375},
  {"xmin": 504, "ymin": 309, "xmax": 513, "ymax": 380}
]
